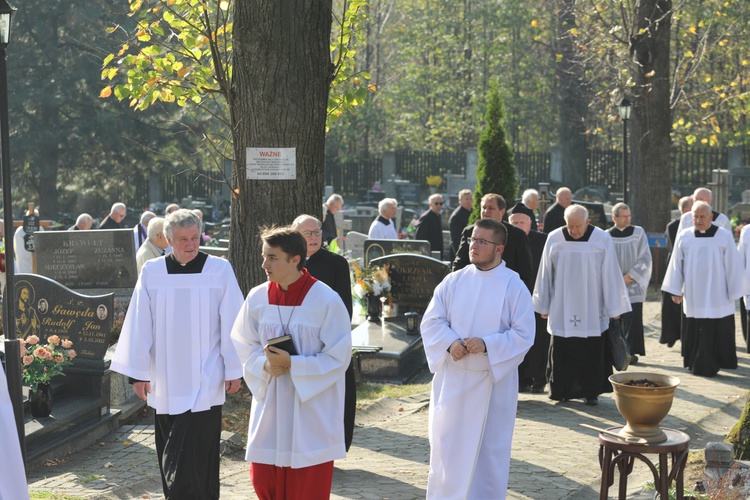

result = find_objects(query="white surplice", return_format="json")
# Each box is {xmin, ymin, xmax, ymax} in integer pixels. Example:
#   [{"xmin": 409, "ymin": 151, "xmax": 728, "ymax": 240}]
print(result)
[
  {"xmin": 739, "ymin": 224, "xmax": 750, "ymax": 304},
  {"xmin": 230, "ymin": 281, "xmax": 352, "ymax": 468},
  {"xmin": 662, "ymin": 226, "xmax": 745, "ymax": 318},
  {"xmin": 110, "ymin": 255, "xmax": 244, "ymax": 414},
  {"xmin": 420, "ymin": 262, "xmax": 535, "ymax": 500},
  {"xmin": 0, "ymin": 365, "xmax": 30, "ymax": 500},
  {"xmin": 676, "ymin": 210, "xmax": 731, "ymax": 234},
  {"xmin": 608, "ymin": 226, "xmax": 653, "ymax": 303},
  {"xmin": 533, "ymin": 226, "xmax": 631, "ymax": 337},
  {"xmin": 368, "ymin": 217, "xmax": 398, "ymax": 239}
]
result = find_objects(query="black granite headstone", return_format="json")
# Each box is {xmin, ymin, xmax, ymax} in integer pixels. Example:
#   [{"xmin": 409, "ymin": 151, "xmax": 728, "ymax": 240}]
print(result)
[
  {"xmin": 15, "ymin": 274, "xmax": 115, "ymax": 367},
  {"xmin": 370, "ymin": 254, "xmax": 449, "ymax": 315},
  {"xmin": 34, "ymin": 229, "xmax": 137, "ymax": 289},
  {"xmin": 575, "ymin": 201, "xmax": 610, "ymax": 230},
  {"xmin": 364, "ymin": 239, "xmax": 432, "ymax": 266}
]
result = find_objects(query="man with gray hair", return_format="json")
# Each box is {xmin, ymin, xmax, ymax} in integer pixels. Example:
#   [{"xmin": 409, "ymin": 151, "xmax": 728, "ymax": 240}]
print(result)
[
  {"xmin": 99, "ymin": 202, "xmax": 127, "ymax": 229},
  {"xmin": 607, "ymin": 203, "xmax": 652, "ymax": 364},
  {"xmin": 449, "ymin": 189, "xmax": 473, "ymax": 259},
  {"xmin": 112, "ymin": 209, "xmax": 244, "ymax": 498},
  {"xmin": 510, "ymin": 188, "xmax": 540, "ymax": 232},
  {"xmin": 134, "ymin": 210, "xmax": 156, "ymax": 250},
  {"xmin": 368, "ymin": 198, "xmax": 399, "ymax": 240},
  {"xmin": 533, "ymin": 204, "xmax": 630, "ymax": 405},
  {"xmin": 676, "ymin": 187, "xmax": 730, "ymax": 233},
  {"xmin": 69, "ymin": 213, "xmax": 93, "ymax": 231},
  {"xmin": 135, "ymin": 217, "xmax": 168, "ymax": 273},
  {"xmin": 663, "ymin": 200, "xmax": 743, "ymax": 377},
  {"xmin": 416, "ymin": 193, "xmax": 445, "ymax": 258},
  {"xmin": 322, "ymin": 193, "xmax": 344, "ymax": 245}
]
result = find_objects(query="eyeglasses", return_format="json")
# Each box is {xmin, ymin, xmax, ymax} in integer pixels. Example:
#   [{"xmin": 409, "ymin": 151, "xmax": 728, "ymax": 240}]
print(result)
[
  {"xmin": 301, "ymin": 229, "xmax": 322, "ymax": 237},
  {"xmin": 433, "ymin": 202, "xmax": 444, "ymax": 206},
  {"xmin": 467, "ymin": 237, "xmax": 502, "ymax": 247}
]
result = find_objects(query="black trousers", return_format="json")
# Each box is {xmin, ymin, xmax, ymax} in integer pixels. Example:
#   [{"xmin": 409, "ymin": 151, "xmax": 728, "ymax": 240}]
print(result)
[{"xmin": 155, "ymin": 405, "xmax": 222, "ymax": 500}]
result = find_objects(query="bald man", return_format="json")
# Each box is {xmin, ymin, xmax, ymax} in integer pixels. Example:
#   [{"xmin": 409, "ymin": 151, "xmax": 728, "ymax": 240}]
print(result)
[
  {"xmin": 543, "ymin": 187, "xmax": 572, "ymax": 234},
  {"xmin": 675, "ymin": 187, "xmax": 730, "ymax": 234}
]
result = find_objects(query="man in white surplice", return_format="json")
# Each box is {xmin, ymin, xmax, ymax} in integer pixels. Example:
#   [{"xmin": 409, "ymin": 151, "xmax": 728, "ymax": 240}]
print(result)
[
  {"xmin": 676, "ymin": 187, "xmax": 730, "ymax": 233},
  {"xmin": 421, "ymin": 218, "xmax": 535, "ymax": 499},
  {"xmin": 607, "ymin": 203, "xmax": 652, "ymax": 363},
  {"xmin": 662, "ymin": 201, "xmax": 744, "ymax": 376},
  {"xmin": 533, "ymin": 204, "xmax": 631, "ymax": 405}
]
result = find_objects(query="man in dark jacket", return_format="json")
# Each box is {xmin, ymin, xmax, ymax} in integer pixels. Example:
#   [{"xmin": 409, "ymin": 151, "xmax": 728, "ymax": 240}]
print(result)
[
  {"xmin": 452, "ymin": 193, "xmax": 534, "ymax": 291},
  {"xmin": 100, "ymin": 202, "xmax": 127, "ymax": 229},
  {"xmin": 415, "ymin": 193, "xmax": 445, "ymax": 259},
  {"xmin": 543, "ymin": 187, "xmax": 572, "ymax": 233},
  {"xmin": 448, "ymin": 189, "xmax": 473, "ymax": 260},
  {"xmin": 510, "ymin": 189, "xmax": 540, "ymax": 232}
]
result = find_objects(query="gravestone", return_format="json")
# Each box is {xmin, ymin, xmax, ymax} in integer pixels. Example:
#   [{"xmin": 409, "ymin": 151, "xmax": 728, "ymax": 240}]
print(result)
[
  {"xmin": 34, "ymin": 229, "xmax": 137, "ymax": 289},
  {"xmin": 15, "ymin": 274, "xmax": 119, "ymax": 462},
  {"xmin": 363, "ymin": 239, "xmax": 431, "ymax": 266},
  {"xmin": 351, "ymin": 254, "xmax": 449, "ymax": 383},
  {"xmin": 345, "ymin": 231, "xmax": 368, "ymax": 261},
  {"xmin": 395, "ymin": 182, "xmax": 420, "ymax": 206},
  {"xmin": 575, "ymin": 201, "xmax": 610, "ymax": 230}
]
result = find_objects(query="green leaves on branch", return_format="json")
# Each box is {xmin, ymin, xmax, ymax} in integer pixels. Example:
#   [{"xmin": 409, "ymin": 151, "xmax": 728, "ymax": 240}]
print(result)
[{"xmin": 100, "ymin": 0, "xmax": 375, "ymax": 128}]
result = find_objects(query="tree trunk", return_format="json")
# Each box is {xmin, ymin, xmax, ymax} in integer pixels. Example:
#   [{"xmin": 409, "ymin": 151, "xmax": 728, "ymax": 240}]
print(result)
[
  {"xmin": 555, "ymin": 0, "xmax": 589, "ymax": 190},
  {"xmin": 725, "ymin": 395, "xmax": 750, "ymax": 460},
  {"xmin": 629, "ymin": 0, "xmax": 672, "ymax": 233},
  {"xmin": 230, "ymin": 0, "xmax": 333, "ymax": 294}
]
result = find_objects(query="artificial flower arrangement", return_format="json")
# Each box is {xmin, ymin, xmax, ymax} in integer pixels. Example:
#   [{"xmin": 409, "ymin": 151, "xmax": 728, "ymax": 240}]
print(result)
[
  {"xmin": 21, "ymin": 334, "xmax": 76, "ymax": 392},
  {"xmin": 426, "ymin": 175, "xmax": 443, "ymax": 187},
  {"xmin": 351, "ymin": 261, "xmax": 393, "ymax": 309}
]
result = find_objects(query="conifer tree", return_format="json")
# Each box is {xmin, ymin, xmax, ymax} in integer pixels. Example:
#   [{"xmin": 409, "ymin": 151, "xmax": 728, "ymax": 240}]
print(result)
[{"xmin": 470, "ymin": 80, "xmax": 518, "ymax": 224}]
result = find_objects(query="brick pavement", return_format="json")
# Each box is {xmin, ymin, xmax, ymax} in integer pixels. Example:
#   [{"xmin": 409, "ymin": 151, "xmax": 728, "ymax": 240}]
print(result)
[{"xmin": 27, "ymin": 299, "xmax": 750, "ymax": 499}]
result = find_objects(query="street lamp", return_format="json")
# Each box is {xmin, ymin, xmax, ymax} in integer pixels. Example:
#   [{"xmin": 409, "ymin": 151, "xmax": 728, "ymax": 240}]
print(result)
[
  {"xmin": 0, "ymin": 0, "xmax": 23, "ymax": 459},
  {"xmin": 619, "ymin": 97, "xmax": 632, "ymax": 204}
]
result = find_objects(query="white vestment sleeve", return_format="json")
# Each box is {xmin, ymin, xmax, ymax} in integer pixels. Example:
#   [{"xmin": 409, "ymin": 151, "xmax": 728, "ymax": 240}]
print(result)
[
  {"xmin": 230, "ymin": 287, "xmax": 272, "ymax": 401},
  {"xmin": 662, "ymin": 230, "xmax": 686, "ymax": 296},
  {"xmin": 722, "ymin": 230, "xmax": 745, "ymax": 301},
  {"xmin": 532, "ymin": 231, "xmax": 556, "ymax": 315},
  {"xmin": 628, "ymin": 229, "xmax": 653, "ymax": 293},
  {"xmin": 483, "ymin": 281, "xmax": 535, "ymax": 383},
  {"xmin": 110, "ymin": 272, "xmax": 154, "ymax": 381},
  {"xmin": 600, "ymin": 232, "xmax": 632, "ymax": 318},
  {"xmin": 219, "ymin": 263, "xmax": 245, "ymax": 381},
  {"xmin": 740, "ymin": 225, "xmax": 750, "ymax": 303},
  {"xmin": 289, "ymin": 297, "xmax": 352, "ymax": 403},
  {"xmin": 421, "ymin": 274, "xmax": 462, "ymax": 373}
]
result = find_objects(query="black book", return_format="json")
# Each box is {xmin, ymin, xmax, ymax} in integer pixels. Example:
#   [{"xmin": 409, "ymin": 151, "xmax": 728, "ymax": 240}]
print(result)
[{"xmin": 266, "ymin": 334, "xmax": 298, "ymax": 355}]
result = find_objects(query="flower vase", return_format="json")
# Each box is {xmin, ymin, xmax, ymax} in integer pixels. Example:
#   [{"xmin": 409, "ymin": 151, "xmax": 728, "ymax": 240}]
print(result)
[
  {"xmin": 29, "ymin": 383, "xmax": 52, "ymax": 418},
  {"xmin": 366, "ymin": 295, "xmax": 382, "ymax": 323}
]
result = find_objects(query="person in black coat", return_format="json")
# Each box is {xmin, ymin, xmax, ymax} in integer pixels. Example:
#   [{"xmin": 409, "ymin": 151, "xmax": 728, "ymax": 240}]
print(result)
[
  {"xmin": 448, "ymin": 189, "xmax": 473, "ymax": 260},
  {"xmin": 661, "ymin": 196, "xmax": 694, "ymax": 347},
  {"xmin": 415, "ymin": 193, "xmax": 445, "ymax": 258},
  {"xmin": 510, "ymin": 212, "xmax": 549, "ymax": 392},
  {"xmin": 321, "ymin": 194, "xmax": 344, "ymax": 245},
  {"xmin": 452, "ymin": 193, "xmax": 534, "ymax": 291},
  {"xmin": 99, "ymin": 202, "xmax": 127, "ymax": 229},
  {"xmin": 543, "ymin": 187, "xmax": 572, "ymax": 233},
  {"xmin": 293, "ymin": 214, "xmax": 355, "ymax": 451},
  {"xmin": 510, "ymin": 188, "xmax": 540, "ymax": 232}
]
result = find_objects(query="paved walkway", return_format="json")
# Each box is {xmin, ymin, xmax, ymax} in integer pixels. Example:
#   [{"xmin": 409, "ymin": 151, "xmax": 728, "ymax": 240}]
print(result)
[{"xmin": 27, "ymin": 299, "xmax": 750, "ymax": 499}]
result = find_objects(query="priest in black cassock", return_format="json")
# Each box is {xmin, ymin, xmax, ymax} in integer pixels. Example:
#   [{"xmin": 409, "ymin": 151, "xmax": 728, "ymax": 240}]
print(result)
[
  {"xmin": 415, "ymin": 193, "xmax": 445, "ymax": 258},
  {"xmin": 660, "ymin": 195, "xmax": 693, "ymax": 347},
  {"xmin": 293, "ymin": 214, "xmax": 356, "ymax": 451},
  {"xmin": 111, "ymin": 210, "xmax": 244, "ymax": 499},
  {"xmin": 533, "ymin": 205, "xmax": 631, "ymax": 405},
  {"xmin": 510, "ymin": 212, "xmax": 549, "ymax": 393},
  {"xmin": 542, "ymin": 187, "xmax": 572, "ymax": 233},
  {"xmin": 453, "ymin": 193, "xmax": 534, "ymax": 291},
  {"xmin": 662, "ymin": 201, "xmax": 744, "ymax": 377},
  {"xmin": 448, "ymin": 189, "xmax": 473, "ymax": 260}
]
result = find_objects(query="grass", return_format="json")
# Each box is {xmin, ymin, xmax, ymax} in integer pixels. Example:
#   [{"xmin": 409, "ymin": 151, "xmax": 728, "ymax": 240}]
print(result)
[
  {"xmin": 30, "ymin": 493, "xmax": 85, "ymax": 500},
  {"xmin": 77, "ymin": 474, "xmax": 102, "ymax": 484}
]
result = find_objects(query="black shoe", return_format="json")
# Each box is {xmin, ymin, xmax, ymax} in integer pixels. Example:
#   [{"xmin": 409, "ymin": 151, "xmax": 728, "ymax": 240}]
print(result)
[
  {"xmin": 531, "ymin": 384, "xmax": 546, "ymax": 394},
  {"xmin": 630, "ymin": 355, "xmax": 639, "ymax": 365},
  {"xmin": 585, "ymin": 398, "xmax": 599, "ymax": 406}
]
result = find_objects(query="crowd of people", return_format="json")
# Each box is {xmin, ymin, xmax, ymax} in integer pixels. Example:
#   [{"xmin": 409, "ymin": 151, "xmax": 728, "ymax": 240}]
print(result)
[{"xmin": 4, "ymin": 185, "xmax": 749, "ymax": 500}]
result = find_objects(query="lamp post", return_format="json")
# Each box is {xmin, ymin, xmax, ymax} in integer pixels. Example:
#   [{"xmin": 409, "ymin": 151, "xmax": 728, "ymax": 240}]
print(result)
[
  {"xmin": 0, "ymin": 0, "xmax": 23, "ymax": 459},
  {"xmin": 619, "ymin": 97, "xmax": 632, "ymax": 204}
]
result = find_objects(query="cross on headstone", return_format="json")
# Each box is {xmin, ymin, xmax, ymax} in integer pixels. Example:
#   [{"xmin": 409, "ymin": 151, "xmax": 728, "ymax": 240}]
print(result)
[{"xmin": 569, "ymin": 315, "xmax": 581, "ymax": 327}]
